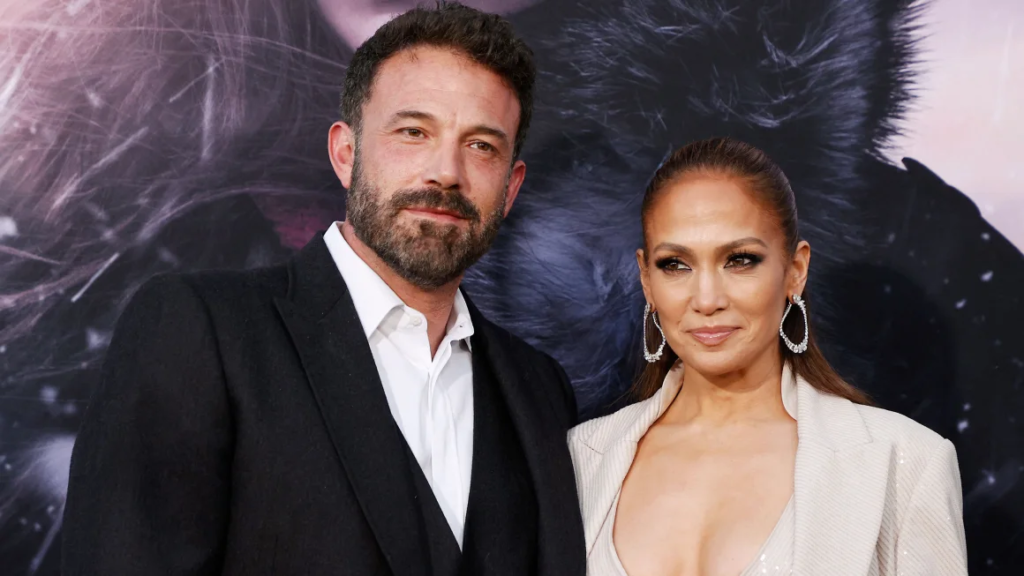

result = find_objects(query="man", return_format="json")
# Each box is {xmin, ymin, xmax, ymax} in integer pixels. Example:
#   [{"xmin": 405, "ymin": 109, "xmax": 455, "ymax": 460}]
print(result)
[{"xmin": 60, "ymin": 3, "xmax": 585, "ymax": 575}]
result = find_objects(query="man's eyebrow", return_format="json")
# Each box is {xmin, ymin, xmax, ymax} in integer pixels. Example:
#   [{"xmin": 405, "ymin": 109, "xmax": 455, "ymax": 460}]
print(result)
[
  {"xmin": 385, "ymin": 109, "xmax": 437, "ymax": 126},
  {"xmin": 466, "ymin": 124, "xmax": 510, "ymax": 146}
]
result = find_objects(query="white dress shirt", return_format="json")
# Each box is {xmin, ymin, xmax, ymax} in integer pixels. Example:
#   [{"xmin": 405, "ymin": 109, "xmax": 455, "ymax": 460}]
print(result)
[{"xmin": 323, "ymin": 222, "xmax": 475, "ymax": 547}]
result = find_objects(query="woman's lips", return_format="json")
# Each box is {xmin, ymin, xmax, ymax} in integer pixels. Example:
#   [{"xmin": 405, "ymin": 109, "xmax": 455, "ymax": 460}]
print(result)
[{"xmin": 688, "ymin": 327, "xmax": 737, "ymax": 346}]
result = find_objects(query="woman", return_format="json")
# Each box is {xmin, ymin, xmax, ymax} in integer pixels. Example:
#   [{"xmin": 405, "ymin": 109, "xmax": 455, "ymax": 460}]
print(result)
[{"xmin": 569, "ymin": 138, "xmax": 967, "ymax": 575}]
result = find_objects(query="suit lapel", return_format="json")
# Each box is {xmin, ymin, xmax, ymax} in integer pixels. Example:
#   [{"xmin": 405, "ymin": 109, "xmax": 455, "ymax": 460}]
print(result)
[
  {"xmin": 274, "ymin": 237, "xmax": 429, "ymax": 576},
  {"xmin": 573, "ymin": 371, "xmax": 682, "ymax": 555},
  {"xmin": 791, "ymin": 373, "xmax": 891, "ymax": 575},
  {"xmin": 467, "ymin": 302, "xmax": 585, "ymax": 576},
  {"xmin": 580, "ymin": 442, "xmax": 636, "ymax": 555}
]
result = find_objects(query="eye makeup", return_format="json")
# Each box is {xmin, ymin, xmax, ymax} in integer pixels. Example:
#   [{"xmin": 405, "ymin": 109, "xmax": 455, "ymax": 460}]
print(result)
[{"xmin": 652, "ymin": 250, "xmax": 765, "ymax": 274}]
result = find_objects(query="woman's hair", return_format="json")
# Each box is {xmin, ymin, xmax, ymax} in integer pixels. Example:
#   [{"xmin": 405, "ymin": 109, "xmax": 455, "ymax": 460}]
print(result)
[{"xmin": 633, "ymin": 137, "xmax": 870, "ymax": 405}]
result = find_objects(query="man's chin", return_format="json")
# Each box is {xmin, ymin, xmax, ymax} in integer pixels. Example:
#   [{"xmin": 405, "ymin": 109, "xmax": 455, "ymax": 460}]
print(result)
[{"xmin": 387, "ymin": 256, "xmax": 464, "ymax": 290}]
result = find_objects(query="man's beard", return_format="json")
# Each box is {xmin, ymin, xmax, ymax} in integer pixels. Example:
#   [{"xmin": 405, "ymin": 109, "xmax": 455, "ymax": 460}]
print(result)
[{"xmin": 345, "ymin": 153, "xmax": 507, "ymax": 290}]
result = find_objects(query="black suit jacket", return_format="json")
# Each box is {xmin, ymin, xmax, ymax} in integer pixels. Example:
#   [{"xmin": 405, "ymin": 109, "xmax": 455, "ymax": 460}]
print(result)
[{"xmin": 61, "ymin": 236, "xmax": 586, "ymax": 576}]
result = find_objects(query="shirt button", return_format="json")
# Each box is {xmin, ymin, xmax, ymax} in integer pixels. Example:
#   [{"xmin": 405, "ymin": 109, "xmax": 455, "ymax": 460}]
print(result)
[{"xmin": 409, "ymin": 317, "xmax": 423, "ymax": 327}]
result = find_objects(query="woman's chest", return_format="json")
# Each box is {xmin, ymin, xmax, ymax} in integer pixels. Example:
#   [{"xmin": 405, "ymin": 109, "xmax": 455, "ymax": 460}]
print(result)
[{"xmin": 610, "ymin": 436, "xmax": 795, "ymax": 575}]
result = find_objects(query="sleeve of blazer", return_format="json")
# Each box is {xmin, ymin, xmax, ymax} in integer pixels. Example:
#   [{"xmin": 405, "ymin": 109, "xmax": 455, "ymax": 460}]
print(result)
[
  {"xmin": 62, "ymin": 275, "xmax": 232, "ymax": 576},
  {"xmin": 894, "ymin": 439, "xmax": 968, "ymax": 575}
]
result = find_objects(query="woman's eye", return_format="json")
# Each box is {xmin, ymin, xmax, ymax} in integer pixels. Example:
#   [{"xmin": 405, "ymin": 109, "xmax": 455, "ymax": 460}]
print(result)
[
  {"xmin": 726, "ymin": 253, "xmax": 762, "ymax": 268},
  {"xmin": 731, "ymin": 256, "xmax": 753, "ymax": 266},
  {"xmin": 655, "ymin": 258, "xmax": 690, "ymax": 272}
]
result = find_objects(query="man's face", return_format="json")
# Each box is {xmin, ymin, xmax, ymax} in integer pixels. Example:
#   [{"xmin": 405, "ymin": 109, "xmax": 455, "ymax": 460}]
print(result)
[{"xmin": 329, "ymin": 46, "xmax": 527, "ymax": 289}]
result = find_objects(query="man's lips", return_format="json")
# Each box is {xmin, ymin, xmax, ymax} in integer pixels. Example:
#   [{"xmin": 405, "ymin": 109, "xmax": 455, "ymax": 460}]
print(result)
[
  {"xmin": 687, "ymin": 327, "xmax": 738, "ymax": 346},
  {"xmin": 402, "ymin": 206, "xmax": 469, "ymax": 224}
]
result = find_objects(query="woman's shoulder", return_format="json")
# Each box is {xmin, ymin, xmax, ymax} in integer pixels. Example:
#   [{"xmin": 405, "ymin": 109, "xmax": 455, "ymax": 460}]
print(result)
[
  {"xmin": 849, "ymin": 402, "xmax": 960, "ymax": 487},
  {"xmin": 805, "ymin": 381, "xmax": 959, "ymax": 484},
  {"xmin": 852, "ymin": 401, "xmax": 964, "ymax": 555},
  {"xmin": 568, "ymin": 399, "xmax": 651, "ymax": 451},
  {"xmin": 852, "ymin": 401, "xmax": 950, "ymax": 454}
]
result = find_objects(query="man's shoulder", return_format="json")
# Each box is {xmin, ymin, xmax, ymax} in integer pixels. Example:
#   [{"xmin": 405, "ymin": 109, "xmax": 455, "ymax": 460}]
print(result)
[
  {"xmin": 474, "ymin": 313, "xmax": 560, "ymax": 370},
  {"xmin": 472, "ymin": 311, "xmax": 579, "ymax": 420},
  {"xmin": 131, "ymin": 261, "xmax": 290, "ymax": 312}
]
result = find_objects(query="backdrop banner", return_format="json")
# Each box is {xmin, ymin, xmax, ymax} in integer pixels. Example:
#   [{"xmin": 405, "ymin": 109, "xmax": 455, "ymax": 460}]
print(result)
[{"xmin": 1, "ymin": 0, "xmax": 1021, "ymax": 574}]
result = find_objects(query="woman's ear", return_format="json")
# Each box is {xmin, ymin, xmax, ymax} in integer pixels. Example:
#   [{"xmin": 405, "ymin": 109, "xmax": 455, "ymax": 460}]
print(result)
[
  {"xmin": 789, "ymin": 240, "xmax": 811, "ymax": 297},
  {"xmin": 637, "ymin": 248, "xmax": 653, "ymax": 307}
]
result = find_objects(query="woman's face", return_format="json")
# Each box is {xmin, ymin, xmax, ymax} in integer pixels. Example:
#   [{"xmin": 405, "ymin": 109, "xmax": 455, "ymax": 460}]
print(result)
[{"xmin": 638, "ymin": 175, "xmax": 810, "ymax": 378}]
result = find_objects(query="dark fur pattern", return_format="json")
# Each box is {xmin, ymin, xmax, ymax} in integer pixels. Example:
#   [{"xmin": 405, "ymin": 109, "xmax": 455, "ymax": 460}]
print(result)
[{"xmin": 467, "ymin": 0, "xmax": 924, "ymax": 416}]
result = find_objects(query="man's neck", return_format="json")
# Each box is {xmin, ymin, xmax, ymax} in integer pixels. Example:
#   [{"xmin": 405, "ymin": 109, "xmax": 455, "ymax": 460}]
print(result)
[{"xmin": 339, "ymin": 221, "xmax": 461, "ymax": 356}]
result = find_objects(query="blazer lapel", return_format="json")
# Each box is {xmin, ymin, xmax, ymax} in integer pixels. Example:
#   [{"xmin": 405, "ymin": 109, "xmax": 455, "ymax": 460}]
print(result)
[
  {"xmin": 791, "ymin": 369, "xmax": 891, "ymax": 575},
  {"xmin": 273, "ymin": 237, "xmax": 429, "ymax": 576},
  {"xmin": 580, "ymin": 441, "xmax": 637, "ymax": 555},
  {"xmin": 573, "ymin": 364, "xmax": 684, "ymax": 555},
  {"xmin": 467, "ymin": 301, "xmax": 586, "ymax": 576}
]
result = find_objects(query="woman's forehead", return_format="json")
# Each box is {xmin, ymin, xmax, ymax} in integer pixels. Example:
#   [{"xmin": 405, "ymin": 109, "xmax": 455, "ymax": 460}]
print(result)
[{"xmin": 647, "ymin": 176, "xmax": 783, "ymax": 243}]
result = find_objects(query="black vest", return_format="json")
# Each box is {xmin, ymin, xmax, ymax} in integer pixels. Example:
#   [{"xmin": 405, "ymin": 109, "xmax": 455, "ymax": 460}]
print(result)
[{"xmin": 401, "ymin": 350, "xmax": 539, "ymax": 576}]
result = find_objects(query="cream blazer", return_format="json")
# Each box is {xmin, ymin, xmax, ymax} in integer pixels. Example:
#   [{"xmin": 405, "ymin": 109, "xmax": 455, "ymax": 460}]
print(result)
[{"xmin": 568, "ymin": 363, "xmax": 968, "ymax": 575}]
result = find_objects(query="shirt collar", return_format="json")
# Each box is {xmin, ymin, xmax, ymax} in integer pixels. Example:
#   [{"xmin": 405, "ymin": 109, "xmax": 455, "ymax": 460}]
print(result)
[
  {"xmin": 446, "ymin": 289, "xmax": 475, "ymax": 349},
  {"xmin": 323, "ymin": 222, "xmax": 474, "ymax": 348}
]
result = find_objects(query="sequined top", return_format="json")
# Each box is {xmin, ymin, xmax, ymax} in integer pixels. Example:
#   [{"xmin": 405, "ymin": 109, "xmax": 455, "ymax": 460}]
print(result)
[{"xmin": 590, "ymin": 488, "xmax": 794, "ymax": 576}]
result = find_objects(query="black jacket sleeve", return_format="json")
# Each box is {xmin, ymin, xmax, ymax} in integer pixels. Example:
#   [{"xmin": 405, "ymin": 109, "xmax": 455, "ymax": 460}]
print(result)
[{"xmin": 62, "ymin": 274, "xmax": 233, "ymax": 576}]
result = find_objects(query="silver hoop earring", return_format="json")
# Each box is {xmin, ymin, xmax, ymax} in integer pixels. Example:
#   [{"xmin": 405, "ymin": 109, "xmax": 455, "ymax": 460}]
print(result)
[
  {"xmin": 643, "ymin": 303, "xmax": 667, "ymax": 363},
  {"xmin": 780, "ymin": 294, "xmax": 809, "ymax": 354}
]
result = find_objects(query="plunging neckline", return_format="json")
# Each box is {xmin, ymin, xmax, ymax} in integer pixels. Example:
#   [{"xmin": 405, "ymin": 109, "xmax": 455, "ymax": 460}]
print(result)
[{"xmin": 601, "ymin": 488, "xmax": 796, "ymax": 576}]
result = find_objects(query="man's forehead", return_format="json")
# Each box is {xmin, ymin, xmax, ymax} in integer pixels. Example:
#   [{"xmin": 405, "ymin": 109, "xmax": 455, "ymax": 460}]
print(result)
[{"xmin": 366, "ymin": 46, "xmax": 520, "ymax": 127}]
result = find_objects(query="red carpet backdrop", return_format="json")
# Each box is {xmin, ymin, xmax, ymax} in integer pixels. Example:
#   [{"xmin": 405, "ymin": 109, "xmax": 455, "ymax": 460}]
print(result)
[{"xmin": 1, "ymin": 0, "xmax": 1022, "ymax": 573}]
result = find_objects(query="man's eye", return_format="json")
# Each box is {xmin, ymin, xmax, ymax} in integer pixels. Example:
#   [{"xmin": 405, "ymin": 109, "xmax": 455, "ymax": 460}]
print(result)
[
  {"xmin": 401, "ymin": 128, "xmax": 424, "ymax": 138},
  {"xmin": 471, "ymin": 141, "xmax": 495, "ymax": 152}
]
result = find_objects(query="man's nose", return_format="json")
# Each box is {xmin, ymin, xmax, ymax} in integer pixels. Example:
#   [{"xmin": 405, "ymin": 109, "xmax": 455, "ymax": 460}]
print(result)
[{"xmin": 422, "ymin": 137, "xmax": 464, "ymax": 190}]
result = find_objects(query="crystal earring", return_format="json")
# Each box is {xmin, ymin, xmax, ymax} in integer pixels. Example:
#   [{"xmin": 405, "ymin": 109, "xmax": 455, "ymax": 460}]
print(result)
[
  {"xmin": 780, "ymin": 294, "xmax": 809, "ymax": 354},
  {"xmin": 643, "ymin": 302, "xmax": 667, "ymax": 363}
]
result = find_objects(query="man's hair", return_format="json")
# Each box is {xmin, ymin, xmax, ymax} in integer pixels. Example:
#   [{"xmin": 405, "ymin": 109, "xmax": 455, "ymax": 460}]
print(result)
[{"xmin": 340, "ymin": 1, "xmax": 536, "ymax": 159}]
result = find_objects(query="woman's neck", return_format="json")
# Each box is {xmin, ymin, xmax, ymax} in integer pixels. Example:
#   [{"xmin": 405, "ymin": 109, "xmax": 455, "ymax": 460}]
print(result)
[{"xmin": 662, "ymin": 353, "xmax": 791, "ymax": 427}]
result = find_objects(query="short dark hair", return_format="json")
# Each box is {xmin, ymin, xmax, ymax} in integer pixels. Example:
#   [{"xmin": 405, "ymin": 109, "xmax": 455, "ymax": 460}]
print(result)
[{"xmin": 340, "ymin": 1, "xmax": 535, "ymax": 159}]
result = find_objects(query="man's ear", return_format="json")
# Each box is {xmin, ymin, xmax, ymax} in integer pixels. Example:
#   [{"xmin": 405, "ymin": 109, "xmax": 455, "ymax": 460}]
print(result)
[
  {"xmin": 328, "ymin": 121, "xmax": 356, "ymax": 189},
  {"xmin": 501, "ymin": 159, "xmax": 527, "ymax": 217}
]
